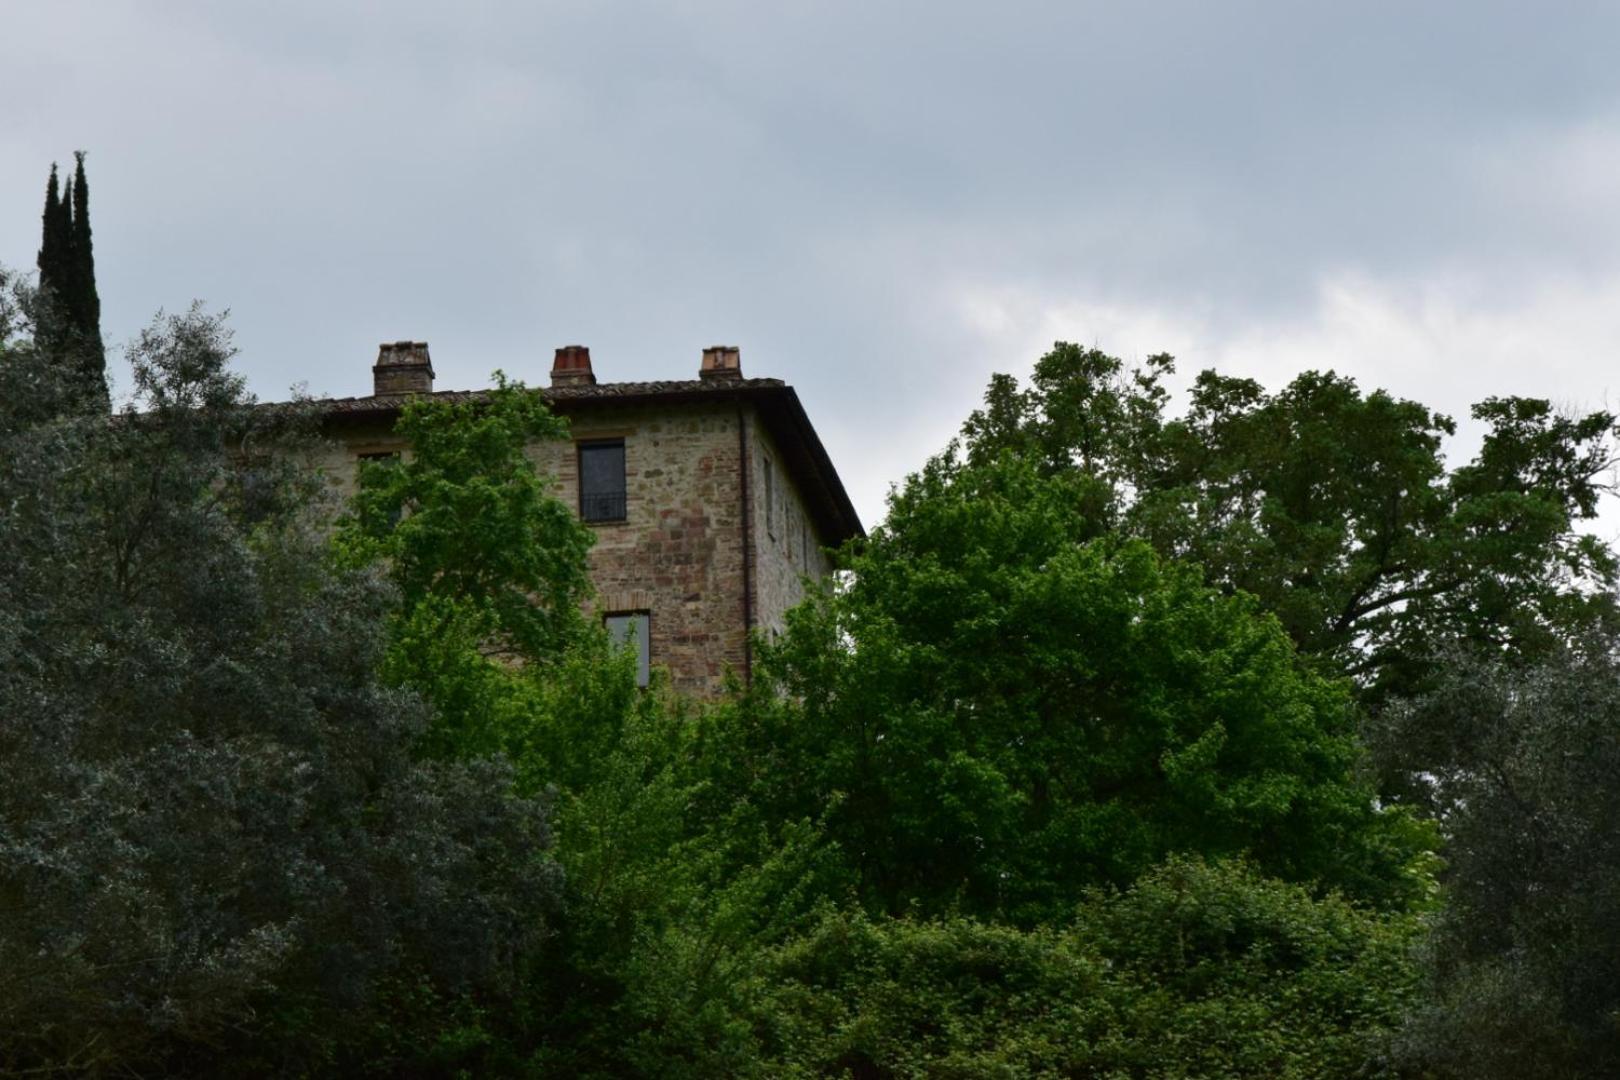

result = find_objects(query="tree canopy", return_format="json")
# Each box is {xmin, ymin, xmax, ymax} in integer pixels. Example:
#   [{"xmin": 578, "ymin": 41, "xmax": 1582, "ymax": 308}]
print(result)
[
  {"xmin": 1369, "ymin": 646, "xmax": 1620, "ymax": 1078},
  {"xmin": 707, "ymin": 451, "xmax": 1435, "ymax": 924},
  {"xmin": 337, "ymin": 376, "xmax": 593, "ymax": 662},
  {"xmin": 334, "ymin": 375, "xmax": 596, "ymax": 762},
  {"xmin": 6, "ymin": 244, "xmax": 1611, "ymax": 1075},
  {"xmin": 961, "ymin": 344, "xmax": 1619, "ymax": 701},
  {"xmin": 742, "ymin": 858, "xmax": 1422, "ymax": 1079},
  {"xmin": 0, "ymin": 292, "xmax": 562, "ymax": 1074}
]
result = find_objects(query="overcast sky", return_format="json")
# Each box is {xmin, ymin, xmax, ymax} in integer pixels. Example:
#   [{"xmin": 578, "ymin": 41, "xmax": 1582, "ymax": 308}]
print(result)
[{"xmin": 5, "ymin": 2, "xmax": 1620, "ymax": 531}]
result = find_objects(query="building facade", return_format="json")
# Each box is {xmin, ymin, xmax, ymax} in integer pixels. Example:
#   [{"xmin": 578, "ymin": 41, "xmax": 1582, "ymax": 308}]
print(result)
[{"xmin": 318, "ymin": 342, "xmax": 863, "ymax": 697}]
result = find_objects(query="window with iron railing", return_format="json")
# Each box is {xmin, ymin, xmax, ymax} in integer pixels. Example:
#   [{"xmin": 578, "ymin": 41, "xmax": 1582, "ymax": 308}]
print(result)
[{"xmin": 578, "ymin": 439, "xmax": 627, "ymax": 523}]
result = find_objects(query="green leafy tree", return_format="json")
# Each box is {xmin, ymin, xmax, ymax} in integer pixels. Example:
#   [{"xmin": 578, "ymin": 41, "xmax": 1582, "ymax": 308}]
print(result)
[
  {"xmin": 337, "ymin": 375, "xmax": 593, "ymax": 660},
  {"xmin": 336, "ymin": 372, "xmax": 596, "ymax": 660},
  {"xmin": 335, "ymin": 375, "xmax": 595, "ymax": 757},
  {"xmin": 743, "ymin": 857, "xmax": 1422, "ymax": 1079},
  {"xmin": 0, "ymin": 292, "xmax": 562, "ymax": 1075},
  {"xmin": 1369, "ymin": 646, "xmax": 1620, "ymax": 1078},
  {"xmin": 708, "ymin": 453, "xmax": 1434, "ymax": 923},
  {"xmin": 962, "ymin": 344, "xmax": 1619, "ymax": 701},
  {"xmin": 332, "ymin": 387, "xmax": 834, "ymax": 1076}
]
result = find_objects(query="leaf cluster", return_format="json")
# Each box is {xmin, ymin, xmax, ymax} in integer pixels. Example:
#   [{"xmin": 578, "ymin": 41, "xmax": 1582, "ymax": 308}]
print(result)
[
  {"xmin": 1370, "ymin": 647, "xmax": 1620, "ymax": 1078},
  {"xmin": 707, "ymin": 452, "xmax": 1434, "ymax": 923},
  {"xmin": 0, "ymin": 305, "xmax": 563, "ymax": 1075},
  {"xmin": 741, "ymin": 857, "xmax": 1422, "ymax": 1079},
  {"xmin": 336, "ymin": 373, "xmax": 594, "ymax": 667},
  {"xmin": 963, "ymin": 343, "xmax": 1620, "ymax": 701}
]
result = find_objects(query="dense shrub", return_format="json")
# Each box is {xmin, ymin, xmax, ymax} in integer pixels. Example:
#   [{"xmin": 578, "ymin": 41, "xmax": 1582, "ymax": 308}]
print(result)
[{"xmin": 745, "ymin": 858, "xmax": 1422, "ymax": 1079}]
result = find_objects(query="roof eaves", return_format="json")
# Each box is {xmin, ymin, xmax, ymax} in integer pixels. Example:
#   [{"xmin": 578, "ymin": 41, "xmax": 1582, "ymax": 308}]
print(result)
[{"xmin": 311, "ymin": 377, "xmax": 865, "ymax": 543}]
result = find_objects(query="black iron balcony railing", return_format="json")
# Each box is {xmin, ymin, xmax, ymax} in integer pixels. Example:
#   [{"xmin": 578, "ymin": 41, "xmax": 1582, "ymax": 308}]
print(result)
[{"xmin": 581, "ymin": 490, "xmax": 627, "ymax": 523}]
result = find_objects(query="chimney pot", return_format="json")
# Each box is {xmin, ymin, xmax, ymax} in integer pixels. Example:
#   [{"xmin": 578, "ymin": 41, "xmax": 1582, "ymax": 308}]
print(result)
[
  {"xmin": 372, "ymin": 340, "xmax": 434, "ymax": 396},
  {"xmin": 700, "ymin": 345, "xmax": 742, "ymax": 381},
  {"xmin": 551, "ymin": 344, "xmax": 596, "ymax": 387}
]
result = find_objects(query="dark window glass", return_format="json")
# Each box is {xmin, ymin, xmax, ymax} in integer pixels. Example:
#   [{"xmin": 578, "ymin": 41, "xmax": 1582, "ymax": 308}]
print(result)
[
  {"xmin": 579, "ymin": 440, "xmax": 627, "ymax": 522},
  {"xmin": 604, "ymin": 611, "xmax": 650, "ymax": 687}
]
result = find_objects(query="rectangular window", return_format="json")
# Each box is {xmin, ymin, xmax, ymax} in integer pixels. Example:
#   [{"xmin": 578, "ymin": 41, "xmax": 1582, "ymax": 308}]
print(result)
[
  {"xmin": 604, "ymin": 611, "xmax": 651, "ymax": 687},
  {"xmin": 579, "ymin": 440, "xmax": 627, "ymax": 523}
]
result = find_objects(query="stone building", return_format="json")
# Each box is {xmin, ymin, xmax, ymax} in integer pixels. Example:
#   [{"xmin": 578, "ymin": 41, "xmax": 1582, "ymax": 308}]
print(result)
[{"xmin": 317, "ymin": 341, "xmax": 864, "ymax": 697}]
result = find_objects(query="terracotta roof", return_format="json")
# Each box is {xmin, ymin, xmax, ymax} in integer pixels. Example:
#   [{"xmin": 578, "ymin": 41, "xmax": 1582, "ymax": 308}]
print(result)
[{"xmin": 313, "ymin": 377, "xmax": 865, "ymax": 544}]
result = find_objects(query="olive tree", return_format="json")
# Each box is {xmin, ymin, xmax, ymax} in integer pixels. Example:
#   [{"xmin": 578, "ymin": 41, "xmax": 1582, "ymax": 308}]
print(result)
[
  {"xmin": 1370, "ymin": 645, "xmax": 1620, "ymax": 1078},
  {"xmin": 0, "ymin": 291, "xmax": 562, "ymax": 1075}
]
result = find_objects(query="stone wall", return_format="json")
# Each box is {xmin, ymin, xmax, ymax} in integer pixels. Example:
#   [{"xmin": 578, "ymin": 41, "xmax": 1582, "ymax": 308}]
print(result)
[
  {"xmin": 318, "ymin": 397, "xmax": 833, "ymax": 697},
  {"xmin": 314, "ymin": 415, "xmax": 404, "ymax": 503},
  {"xmin": 536, "ymin": 401, "xmax": 750, "ymax": 696},
  {"xmin": 748, "ymin": 414, "xmax": 834, "ymax": 639}
]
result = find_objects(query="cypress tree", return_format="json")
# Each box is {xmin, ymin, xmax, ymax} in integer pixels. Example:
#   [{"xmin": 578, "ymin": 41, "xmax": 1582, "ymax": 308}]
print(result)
[
  {"xmin": 36, "ymin": 163, "xmax": 68, "ymax": 296},
  {"xmin": 57, "ymin": 171, "xmax": 77, "ymax": 319},
  {"xmin": 32, "ymin": 154, "xmax": 108, "ymax": 410},
  {"xmin": 34, "ymin": 164, "xmax": 71, "ymax": 379},
  {"xmin": 68, "ymin": 151, "xmax": 106, "ymax": 403}
]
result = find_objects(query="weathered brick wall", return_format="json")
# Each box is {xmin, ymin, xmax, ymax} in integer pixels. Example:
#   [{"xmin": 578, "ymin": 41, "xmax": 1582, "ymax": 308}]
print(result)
[
  {"xmin": 535, "ymin": 401, "xmax": 750, "ymax": 696},
  {"xmin": 318, "ymin": 398, "xmax": 832, "ymax": 697}
]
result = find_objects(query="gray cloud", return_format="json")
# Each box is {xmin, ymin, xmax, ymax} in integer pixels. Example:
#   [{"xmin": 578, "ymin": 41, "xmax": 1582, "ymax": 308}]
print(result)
[{"xmin": 6, "ymin": 1, "xmax": 1620, "ymax": 528}]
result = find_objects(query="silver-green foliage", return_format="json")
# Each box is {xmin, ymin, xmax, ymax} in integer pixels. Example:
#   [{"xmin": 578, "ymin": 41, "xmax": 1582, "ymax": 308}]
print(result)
[
  {"xmin": 0, "ymin": 291, "xmax": 562, "ymax": 1074},
  {"xmin": 1372, "ymin": 647, "xmax": 1620, "ymax": 1078}
]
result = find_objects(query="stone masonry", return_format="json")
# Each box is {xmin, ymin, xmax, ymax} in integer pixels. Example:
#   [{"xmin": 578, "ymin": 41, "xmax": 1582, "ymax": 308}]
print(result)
[{"xmin": 315, "ymin": 343, "xmax": 861, "ymax": 697}]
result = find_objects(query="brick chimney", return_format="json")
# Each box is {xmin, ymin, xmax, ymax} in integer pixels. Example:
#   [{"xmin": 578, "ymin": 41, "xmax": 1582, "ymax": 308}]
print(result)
[
  {"xmin": 552, "ymin": 344, "xmax": 596, "ymax": 387},
  {"xmin": 372, "ymin": 341, "xmax": 434, "ymax": 396},
  {"xmin": 700, "ymin": 345, "xmax": 742, "ymax": 382}
]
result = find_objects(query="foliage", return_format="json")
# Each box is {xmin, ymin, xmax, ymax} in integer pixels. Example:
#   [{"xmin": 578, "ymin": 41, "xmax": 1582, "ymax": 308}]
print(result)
[
  {"xmin": 741, "ymin": 857, "xmax": 1422, "ymax": 1079},
  {"xmin": 337, "ymin": 373, "xmax": 593, "ymax": 662},
  {"xmin": 1368, "ymin": 646, "xmax": 1620, "ymax": 1078},
  {"xmin": 34, "ymin": 152, "xmax": 107, "ymax": 410},
  {"xmin": 961, "ymin": 344, "xmax": 1619, "ymax": 701},
  {"xmin": 36, "ymin": 163, "xmax": 70, "ymax": 293},
  {"xmin": 331, "ymin": 387, "xmax": 835, "ymax": 1076},
  {"xmin": 11, "ymin": 277, "xmax": 1591, "ymax": 1076},
  {"xmin": 333, "ymin": 375, "xmax": 595, "ymax": 762},
  {"xmin": 0, "ymin": 300, "xmax": 562, "ymax": 1075},
  {"xmin": 386, "ymin": 618, "xmax": 835, "ymax": 1076},
  {"xmin": 708, "ymin": 452, "xmax": 1434, "ymax": 923}
]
